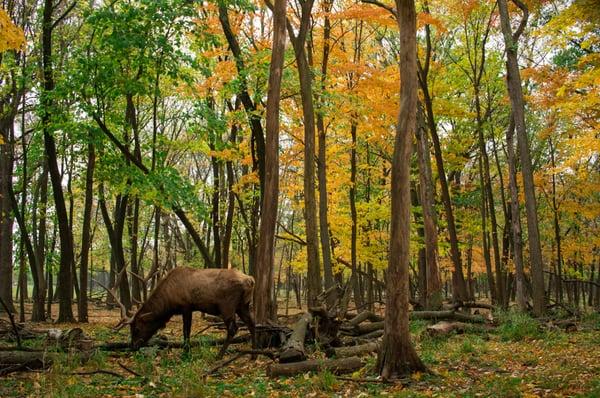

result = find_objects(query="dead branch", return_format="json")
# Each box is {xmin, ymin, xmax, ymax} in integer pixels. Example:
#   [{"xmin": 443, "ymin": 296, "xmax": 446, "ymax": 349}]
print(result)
[{"xmin": 267, "ymin": 356, "xmax": 363, "ymax": 377}]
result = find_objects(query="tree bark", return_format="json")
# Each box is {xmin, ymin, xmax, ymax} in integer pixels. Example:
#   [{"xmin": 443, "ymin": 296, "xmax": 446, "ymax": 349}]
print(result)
[
  {"xmin": 498, "ymin": 0, "xmax": 545, "ymax": 316},
  {"xmin": 506, "ymin": 116, "xmax": 526, "ymax": 311},
  {"xmin": 316, "ymin": 0, "xmax": 334, "ymax": 301},
  {"xmin": 416, "ymin": 105, "xmax": 442, "ymax": 310},
  {"xmin": 78, "ymin": 142, "xmax": 95, "ymax": 322},
  {"xmin": 377, "ymin": 0, "xmax": 426, "ymax": 379},
  {"xmin": 286, "ymin": 0, "xmax": 322, "ymax": 307},
  {"xmin": 279, "ymin": 312, "xmax": 311, "ymax": 363},
  {"xmin": 42, "ymin": 0, "xmax": 75, "ymax": 322},
  {"xmin": 254, "ymin": 0, "xmax": 287, "ymax": 324}
]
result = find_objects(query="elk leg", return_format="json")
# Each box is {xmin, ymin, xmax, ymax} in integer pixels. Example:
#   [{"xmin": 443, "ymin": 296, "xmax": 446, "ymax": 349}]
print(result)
[
  {"xmin": 237, "ymin": 304, "xmax": 257, "ymax": 359},
  {"xmin": 182, "ymin": 309, "xmax": 192, "ymax": 352},
  {"xmin": 218, "ymin": 317, "xmax": 238, "ymax": 359}
]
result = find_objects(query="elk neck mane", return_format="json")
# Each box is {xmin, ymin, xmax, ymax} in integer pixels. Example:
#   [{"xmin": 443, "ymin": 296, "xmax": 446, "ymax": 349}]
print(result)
[{"xmin": 134, "ymin": 270, "xmax": 179, "ymax": 324}]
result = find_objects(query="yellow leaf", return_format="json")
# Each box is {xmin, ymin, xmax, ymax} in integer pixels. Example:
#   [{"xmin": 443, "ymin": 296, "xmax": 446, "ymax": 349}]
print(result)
[{"xmin": 0, "ymin": 8, "xmax": 25, "ymax": 52}]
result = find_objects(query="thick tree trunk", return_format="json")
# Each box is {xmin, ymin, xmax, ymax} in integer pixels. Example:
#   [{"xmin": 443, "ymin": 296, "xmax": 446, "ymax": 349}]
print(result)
[
  {"xmin": 377, "ymin": 0, "xmax": 426, "ymax": 379},
  {"xmin": 254, "ymin": 0, "xmax": 287, "ymax": 323},
  {"xmin": 498, "ymin": 0, "xmax": 545, "ymax": 316}
]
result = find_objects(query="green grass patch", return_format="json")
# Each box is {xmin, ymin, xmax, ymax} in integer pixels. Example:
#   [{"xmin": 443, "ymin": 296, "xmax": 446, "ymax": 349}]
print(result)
[{"xmin": 496, "ymin": 310, "xmax": 543, "ymax": 341}]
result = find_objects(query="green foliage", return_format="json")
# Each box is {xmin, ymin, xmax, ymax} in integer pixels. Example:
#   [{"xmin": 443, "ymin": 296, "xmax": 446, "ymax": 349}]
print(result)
[{"xmin": 496, "ymin": 310, "xmax": 543, "ymax": 341}]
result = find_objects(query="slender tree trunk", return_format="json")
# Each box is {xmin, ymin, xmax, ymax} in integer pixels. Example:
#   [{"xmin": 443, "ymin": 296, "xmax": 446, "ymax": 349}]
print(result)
[
  {"xmin": 506, "ymin": 116, "xmax": 526, "ymax": 310},
  {"xmin": 420, "ymin": 84, "xmax": 467, "ymax": 301},
  {"xmin": 498, "ymin": 0, "xmax": 545, "ymax": 316},
  {"xmin": 286, "ymin": 0, "xmax": 322, "ymax": 306},
  {"xmin": 254, "ymin": 0, "xmax": 287, "ymax": 323},
  {"xmin": 0, "ymin": 117, "xmax": 15, "ymax": 314},
  {"xmin": 316, "ymin": 0, "xmax": 334, "ymax": 300},
  {"xmin": 42, "ymin": 0, "xmax": 74, "ymax": 322},
  {"xmin": 416, "ymin": 105, "xmax": 442, "ymax": 310},
  {"xmin": 377, "ymin": 0, "xmax": 426, "ymax": 378},
  {"xmin": 78, "ymin": 143, "xmax": 95, "ymax": 322},
  {"xmin": 349, "ymin": 122, "xmax": 363, "ymax": 310},
  {"xmin": 478, "ymin": 154, "xmax": 497, "ymax": 303}
]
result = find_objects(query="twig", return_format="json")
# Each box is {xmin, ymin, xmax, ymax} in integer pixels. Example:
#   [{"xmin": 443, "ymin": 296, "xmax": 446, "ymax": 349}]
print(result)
[
  {"xmin": 71, "ymin": 369, "xmax": 124, "ymax": 378},
  {"xmin": 118, "ymin": 361, "xmax": 144, "ymax": 378},
  {"xmin": 204, "ymin": 353, "xmax": 245, "ymax": 375},
  {"xmin": 336, "ymin": 376, "xmax": 395, "ymax": 384},
  {"xmin": 232, "ymin": 349, "xmax": 278, "ymax": 360},
  {"xmin": 0, "ymin": 296, "xmax": 21, "ymax": 349}
]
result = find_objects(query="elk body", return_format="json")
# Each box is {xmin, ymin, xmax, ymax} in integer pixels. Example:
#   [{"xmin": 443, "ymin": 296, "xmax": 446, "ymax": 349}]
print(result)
[{"xmin": 112, "ymin": 267, "xmax": 256, "ymax": 357}]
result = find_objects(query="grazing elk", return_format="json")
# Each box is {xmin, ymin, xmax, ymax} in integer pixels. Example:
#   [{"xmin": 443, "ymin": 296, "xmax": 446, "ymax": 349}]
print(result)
[{"xmin": 102, "ymin": 267, "xmax": 256, "ymax": 358}]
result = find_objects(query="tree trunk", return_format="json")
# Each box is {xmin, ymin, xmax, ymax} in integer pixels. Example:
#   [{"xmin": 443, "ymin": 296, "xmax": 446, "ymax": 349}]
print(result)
[
  {"xmin": 349, "ymin": 122, "xmax": 363, "ymax": 310},
  {"xmin": 287, "ymin": 0, "xmax": 322, "ymax": 307},
  {"xmin": 377, "ymin": 0, "xmax": 426, "ymax": 379},
  {"xmin": 42, "ymin": 0, "xmax": 74, "ymax": 322},
  {"xmin": 78, "ymin": 142, "xmax": 95, "ymax": 322},
  {"xmin": 416, "ymin": 105, "xmax": 442, "ymax": 310},
  {"xmin": 0, "ymin": 117, "xmax": 15, "ymax": 314},
  {"xmin": 316, "ymin": 0, "xmax": 334, "ymax": 300},
  {"xmin": 506, "ymin": 116, "xmax": 526, "ymax": 311},
  {"xmin": 254, "ymin": 0, "xmax": 287, "ymax": 323},
  {"xmin": 498, "ymin": 0, "xmax": 545, "ymax": 316}
]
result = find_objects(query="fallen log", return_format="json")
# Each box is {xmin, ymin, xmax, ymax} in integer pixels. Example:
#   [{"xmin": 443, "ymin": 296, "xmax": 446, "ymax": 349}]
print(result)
[
  {"xmin": 279, "ymin": 312, "xmax": 312, "ymax": 363},
  {"xmin": 309, "ymin": 306, "xmax": 341, "ymax": 346},
  {"xmin": 267, "ymin": 356, "xmax": 363, "ymax": 377},
  {"xmin": 425, "ymin": 321, "xmax": 469, "ymax": 336},
  {"xmin": 96, "ymin": 334, "xmax": 252, "ymax": 351},
  {"xmin": 0, "ymin": 351, "xmax": 54, "ymax": 375},
  {"xmin": 355, "ymin": 330, "xmax": 383, "ymax": 341},
  {"xmin": 326, "ymin": 341, "xmax": 380, "ymax": 358},
  {"xmin": 354, "ymin": 321, "xmax": 384, "ymax": 335},
  {"xmin": 410, "ymin": 310, "xmax": 486, "ymax": 323},
  {"xmin": 347, "ymin": 311, "xmax": 383, "ymax": 327}
]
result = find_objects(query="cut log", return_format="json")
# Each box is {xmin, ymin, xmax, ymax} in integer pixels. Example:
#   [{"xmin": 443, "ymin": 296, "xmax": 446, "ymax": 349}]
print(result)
[
  {"xmin": 0, "ymin": 351, "xmax": 54, "ymax": 375},
  {"xmin": 267, "ymin": 356, "xmax": 363, "ymax": 377},
  {"xmin": 279, "ymin": 312, "xmax": 312, "ymax": 363},
  {"xmin": 347, "ymin": 311, "xmax": 384, "ymax": 326},
  {"xmin": 326, "ymin": 341, "xmax": 380, "ymax": 358},
  {"xmin": 354, "ymin": 321, "xmax": 384, "ymax": 335},
  {"xmin": 425, "ymin": 321, "xmax": 469, "ymax": 336},
  {"xmin": 356, "ymin": 329, "xmax": 383, "ymax": 341}
]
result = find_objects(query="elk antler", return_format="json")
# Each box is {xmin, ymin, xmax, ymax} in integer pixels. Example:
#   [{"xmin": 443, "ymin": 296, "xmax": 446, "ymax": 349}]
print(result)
[{"xmin": 93, "ymin": 267, "xmax": 133, "ymax": 331}]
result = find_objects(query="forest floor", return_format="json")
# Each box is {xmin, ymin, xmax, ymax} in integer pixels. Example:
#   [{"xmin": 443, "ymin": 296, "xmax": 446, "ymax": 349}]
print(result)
[{"xmin": 1, "ymin": 303, "xmax": 600, "ymax": 397}]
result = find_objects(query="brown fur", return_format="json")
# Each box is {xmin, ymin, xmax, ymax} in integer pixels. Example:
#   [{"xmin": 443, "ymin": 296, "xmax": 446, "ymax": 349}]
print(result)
[{"xmin": 129, "ymin": 267, "xmax": 256, "ymax": 357}]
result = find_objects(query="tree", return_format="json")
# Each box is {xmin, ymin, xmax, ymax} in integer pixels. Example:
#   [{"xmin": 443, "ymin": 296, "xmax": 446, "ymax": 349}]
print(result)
[
  {"xmin": 377, "ymin": 0, "xmax": 426, "ymax": 378},
  {"xmin": 497, "ymin": 0, "xmax": 546, "ymax": 315},
  {"xmin": 254, "ymin": 0, "xmax": 287, "ymax": 323}
]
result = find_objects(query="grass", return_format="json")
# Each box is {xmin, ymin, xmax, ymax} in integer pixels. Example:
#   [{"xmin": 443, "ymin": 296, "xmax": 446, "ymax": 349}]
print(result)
[
  {"xmin": 496, "ymin": 310, "xmax": 543, "ymax": 341},
  {"xmin": 2, "ymin": 309, "xmax": 600, "ymax": 397}
]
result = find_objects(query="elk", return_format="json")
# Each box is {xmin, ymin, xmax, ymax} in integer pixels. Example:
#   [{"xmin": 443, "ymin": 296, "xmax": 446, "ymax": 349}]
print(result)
[{"xmin": 99, "ymin": 267, "xmax": 256, "ymax": 358}]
